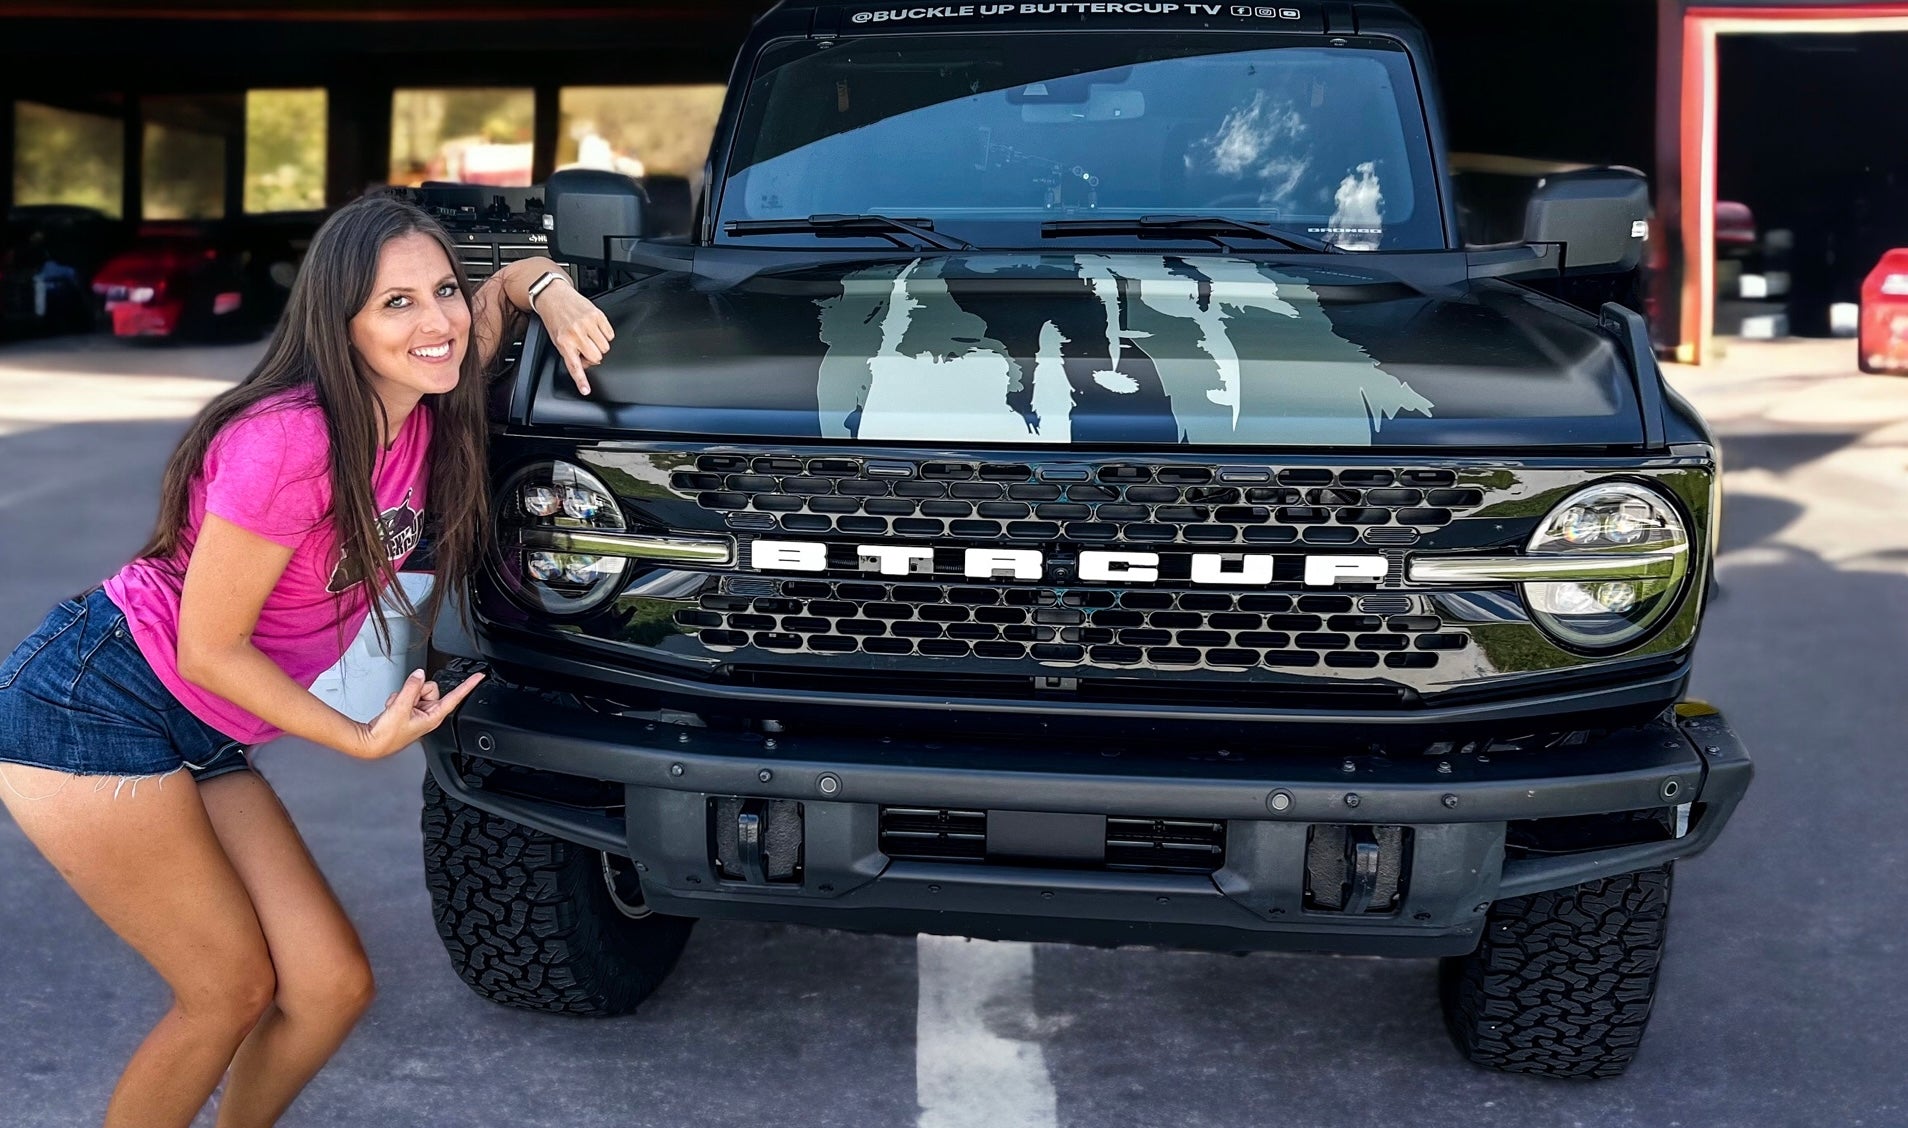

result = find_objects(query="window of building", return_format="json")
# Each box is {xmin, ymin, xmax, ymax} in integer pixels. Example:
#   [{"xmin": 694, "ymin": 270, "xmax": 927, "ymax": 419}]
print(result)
[
  {"xmin": 142, "ymin": 95, "xmax": 242, "ymax": 221},
  {"xmin": 390, "ymin": 88, "xmax": 534, "ymax": 187},
  {"xmin": 557, "ymin": 85, "xmax": 725, "ymax": 185},
  {"xmin": 245, "ymin": 89, "xmax": 327, "ymax": 213},
  {"xmin": 13, "ymin": 101, "xmax": 125, "ymax": 218},
  {"xmin": 142, "ymin": 127, "xmax": 224, "ymax": 220}
]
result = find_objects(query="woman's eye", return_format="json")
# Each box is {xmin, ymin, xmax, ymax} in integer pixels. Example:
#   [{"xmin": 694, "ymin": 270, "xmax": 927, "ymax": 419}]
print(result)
[
  {"xmin": 438, "ymin": 284, "xmax": 458, "ymax": 298},
  {"xmin": 386, "ymin": 295, "xmax": 411, "ymax": 309}
]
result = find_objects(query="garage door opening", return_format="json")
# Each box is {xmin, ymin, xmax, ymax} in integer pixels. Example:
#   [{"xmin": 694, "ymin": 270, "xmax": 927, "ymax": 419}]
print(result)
[{"xmin": 1714, "ymin": 31, "xmax": 1908, "ymax": 339}]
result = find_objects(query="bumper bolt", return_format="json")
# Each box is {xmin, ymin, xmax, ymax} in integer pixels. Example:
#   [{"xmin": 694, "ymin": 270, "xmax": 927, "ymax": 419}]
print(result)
[
  {"xmin": 475, "ymin": 733, "xmax": 493, "ymax": 752},
  {"xmin": 669, "ymin": 763, "xmax": 685, "ymax": 777},
  {"xmin": 1344, "ymin": 793, "xmax": 1361, "ymax": 808},
  {"xmin": 817, "ymin": 773, "xmax": 841, "ymax": 796},
  {"xmin": 635, "ymin": 862, "xmax": 648, "ymax": 872},
  {"xmin": 1442, "ymin": 794, "xmax": 1458, "ymax": 809},
  {"xmin": 1413, "ymin": 912, "xmax": 1432, "ymax": 922},
  {"xmin": 764, "ymin": 738, "xmax": 779, "ymax": 751},
  {"xmin": 1341, "ymin": 759, "xmax": 1356, "ymax": 773},
  {"xmin": 1436, "ymin": 761, "xmax": 1452, "ymax": 774},
  {"xmin": 677, "ymin": 733, "xmax": 690, "ymax": 744},
  {"xmin": 1474, "ymin": 902, "xmax": 1489, "ymax": 913},
  {"xmin": 758, "ymin": 769, "xmax": 773, "ymax": 784},
  {"xmin": 1041, "ymin": 891, "xmax": 1054, "ymax": 900},
  {"xmin": 1156, "ymin": 896, "xmax": 1169, "ymax": 904},
  {"xmin": 1267, "ymin": 789, "xmax": 1293, "ymax": 813},
  {"xmin": 818, "ymin": 883, "xmax": 834, "ymax": 893},
  {"xmin": 927, "ymin": 884, "xmax": 941, "ymax": 894}
]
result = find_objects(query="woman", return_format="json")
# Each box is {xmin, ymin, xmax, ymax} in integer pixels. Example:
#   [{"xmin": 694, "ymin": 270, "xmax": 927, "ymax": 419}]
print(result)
[{"xmin": 0, "ymin": 194, "xmax": 612, "ymax": 1128}]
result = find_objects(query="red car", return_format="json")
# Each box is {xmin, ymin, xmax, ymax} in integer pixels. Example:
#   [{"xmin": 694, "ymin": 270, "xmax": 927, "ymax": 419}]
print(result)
[
  {"xmin": 1860, "ymin": 249, "xmax": 1908, "ymax": 375},
  {"xmin": 91, "ymin": 226, "xmax": 253, "ymax": 339}
]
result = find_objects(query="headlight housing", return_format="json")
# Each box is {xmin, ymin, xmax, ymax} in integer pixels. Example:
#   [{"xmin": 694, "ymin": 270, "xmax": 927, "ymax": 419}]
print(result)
[
  {"xmin": 493, "ymin": 461, "xmax": 630, "ymax": 614},
  {"xmin": 1523, "ymin": 481, "xmax": 1690, "ymax": 651}
]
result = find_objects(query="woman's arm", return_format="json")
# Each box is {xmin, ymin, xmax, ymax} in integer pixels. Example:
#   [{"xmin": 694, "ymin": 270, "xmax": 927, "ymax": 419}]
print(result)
[
  {"xmin": 470, "ymin": 256, "xmax": 614, "ymax": 395},
  {"xmin": 175, "ymin": 514, "xmax": 481, "ymax": 760}
]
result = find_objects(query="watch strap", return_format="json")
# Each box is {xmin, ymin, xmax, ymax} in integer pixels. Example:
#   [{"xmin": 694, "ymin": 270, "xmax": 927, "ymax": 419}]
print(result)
[{"xmin": 526, "ymin": 269, "xmax": 567, "ymax": 310}]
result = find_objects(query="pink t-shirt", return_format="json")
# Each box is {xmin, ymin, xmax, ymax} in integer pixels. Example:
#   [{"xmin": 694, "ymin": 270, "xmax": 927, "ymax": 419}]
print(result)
[{"xmin": 105, "ymin": 389, "xmax": 433, "ymax": 744}]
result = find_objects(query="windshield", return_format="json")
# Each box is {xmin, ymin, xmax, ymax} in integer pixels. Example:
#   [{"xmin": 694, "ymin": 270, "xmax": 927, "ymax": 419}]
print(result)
[{"xmin": 718, "ymin": 33, "xmax": 1441, "ymax": 251}]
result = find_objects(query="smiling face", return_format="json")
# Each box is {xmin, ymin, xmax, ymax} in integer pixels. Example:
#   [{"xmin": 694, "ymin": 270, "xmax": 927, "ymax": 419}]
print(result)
[{"xmin": 348, "ymin": 230, "xmax": 471, "ymax": 418}]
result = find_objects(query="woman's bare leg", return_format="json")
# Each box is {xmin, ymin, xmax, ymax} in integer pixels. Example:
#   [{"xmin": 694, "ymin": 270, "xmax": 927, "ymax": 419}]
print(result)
[
  {"xmin": 0, "ymin": 762, "xmax": 277, "ymax": 1128},
  {"xmin": 197, "ymin": 771, "xmax": 376, "ymax": 1128}
]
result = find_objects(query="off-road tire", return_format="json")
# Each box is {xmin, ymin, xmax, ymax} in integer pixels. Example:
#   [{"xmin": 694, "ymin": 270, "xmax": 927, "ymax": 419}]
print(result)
[
  {"xmin": 421, "ymin": 766, "xmax": 694, "ymax": 1016},
  {"xmin": 1439, "ymin": 865, "xmax": 1672, "ymax": 1079}
]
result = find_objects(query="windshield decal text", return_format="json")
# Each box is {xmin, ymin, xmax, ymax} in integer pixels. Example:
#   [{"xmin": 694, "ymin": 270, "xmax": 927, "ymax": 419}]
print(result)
[{"xmin": 848, "ymin": 4, "xmax": 1309, "ymax": 25}]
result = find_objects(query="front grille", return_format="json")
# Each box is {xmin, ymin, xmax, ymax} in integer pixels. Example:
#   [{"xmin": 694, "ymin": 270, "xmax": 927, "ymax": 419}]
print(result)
[
  {"xmin": 676, "ymin": 456, "xmax": 1483, "ymax": 547},
  {"xmin": 878, "ymin": 808, "xmax": 1226, "ymax": 874},
  {"xmin": 1104, "ymin": 817, "xmax": 1226, "ymax": 873},
  {"xmin": 880, "ymin": 807, "xmax": 987, "ymax": 861},
  {"xmin": 677, "ymin": 581, "xmax": 1466, "ymax": 672}
]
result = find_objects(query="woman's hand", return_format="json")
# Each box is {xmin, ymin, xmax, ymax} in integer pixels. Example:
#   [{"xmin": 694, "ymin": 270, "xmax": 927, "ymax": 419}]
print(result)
[
  {"xmin": 352, "ymin": 668, "xmax": 486, "ymax": 761},
  {"xmin": 534, "ymin": 280, "xmax": 615, "ymax": 397}
]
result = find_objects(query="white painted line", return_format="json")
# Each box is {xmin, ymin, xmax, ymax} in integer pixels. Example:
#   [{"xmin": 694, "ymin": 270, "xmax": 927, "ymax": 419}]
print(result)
[{"xmin": 916, "ymin": 935, "xmax": 1058, "ymax": 1128}]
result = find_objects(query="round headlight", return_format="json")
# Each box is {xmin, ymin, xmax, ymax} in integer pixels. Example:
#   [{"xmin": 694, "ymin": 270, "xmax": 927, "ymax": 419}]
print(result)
[
  {"xmin": 493, "ymin": 461, "xmax": 630, "ymax": 615},
  {"xmin": 1523, "ymin": 481, "xmax": 1689, "ymax": 651}
]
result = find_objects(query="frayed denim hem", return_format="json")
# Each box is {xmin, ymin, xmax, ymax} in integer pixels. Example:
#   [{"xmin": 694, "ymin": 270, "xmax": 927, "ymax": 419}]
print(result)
[{"xmin": 0, "ymin": 757, "xmax": 187, "ymax": 801}]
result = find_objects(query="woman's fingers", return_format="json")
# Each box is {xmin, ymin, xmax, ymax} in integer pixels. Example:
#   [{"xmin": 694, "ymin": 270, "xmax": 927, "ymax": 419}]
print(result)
[
  {"xmin": 536, "ymin": 288, "xmax": 613, "ymax": 397},
  {"xmin": 416, "ymin": 673, "xmax": 485, "ymax": 727},
  {"xmin": 560, "ymin": 346, "xmax": 592, "ymax": 396}
]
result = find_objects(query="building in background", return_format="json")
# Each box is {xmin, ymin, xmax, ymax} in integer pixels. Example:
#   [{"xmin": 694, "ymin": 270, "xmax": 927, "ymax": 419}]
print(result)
[{"xmin": 1, "ymin": 0, "xmax": 1904, "ymax": 362}]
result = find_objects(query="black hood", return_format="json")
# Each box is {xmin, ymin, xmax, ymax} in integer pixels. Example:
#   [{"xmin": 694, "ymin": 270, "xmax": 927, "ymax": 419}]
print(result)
[{"xmin": 524, "ymin": 253, "xmax": 1645, "ymax": 449}]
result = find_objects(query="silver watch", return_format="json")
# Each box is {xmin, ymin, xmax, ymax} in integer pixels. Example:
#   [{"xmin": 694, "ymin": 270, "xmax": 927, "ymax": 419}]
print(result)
[{"xmin": 526, "ymin": 269, "xmax": 568, "ymax": 310}]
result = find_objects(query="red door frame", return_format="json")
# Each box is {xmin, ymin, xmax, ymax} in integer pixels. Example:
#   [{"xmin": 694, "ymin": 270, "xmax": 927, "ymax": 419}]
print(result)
[{"xmin": 1674, "ymin": 4, "xmax": 1908, "ymax": 365}]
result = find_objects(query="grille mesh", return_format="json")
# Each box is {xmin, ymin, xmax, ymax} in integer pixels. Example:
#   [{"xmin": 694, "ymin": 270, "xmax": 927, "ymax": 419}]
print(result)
[
  {"xmin": 676, "ymin": 456, "xmax": 1483, "ymax": 547},
  {"xmin": 676, "ymin": 581, "xmax": 1467, "ymax": 671}
]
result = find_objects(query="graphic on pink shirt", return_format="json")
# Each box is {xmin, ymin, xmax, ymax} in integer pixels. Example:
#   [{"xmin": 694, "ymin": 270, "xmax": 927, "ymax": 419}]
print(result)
[
  {"xmin": 328, "ymin": 487, "xmax": 425, "ymax": 593},
  {"xmin": 104, "ymin": 389, "xmax": 433, "ymax": 744}
]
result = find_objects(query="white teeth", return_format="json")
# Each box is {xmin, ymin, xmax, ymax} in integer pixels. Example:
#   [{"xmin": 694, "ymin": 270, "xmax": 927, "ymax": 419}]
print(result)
[{"xmin": 411, "ymin": 343, "xmax": 451, "ymax": 359}]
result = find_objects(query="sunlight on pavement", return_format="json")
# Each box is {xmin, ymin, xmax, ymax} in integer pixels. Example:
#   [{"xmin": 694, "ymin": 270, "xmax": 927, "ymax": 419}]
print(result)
[
  {"xmin": 0, "ymin": 339, "xmax": 261, "ymax": 436},
  {"xmin": 1671, "ymin": 339, "xmax": 1908, "ymax": 579}
]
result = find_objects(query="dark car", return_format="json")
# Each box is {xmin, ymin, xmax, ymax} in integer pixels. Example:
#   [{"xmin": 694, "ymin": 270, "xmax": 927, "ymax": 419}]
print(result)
[
  {"xmin": 0, "ymin": 204, "xmax": 118, "ymax": 338},
  {"xmin": 418, "ymin": 0, "xmax": 1750, "ymax": 1080},
  {"xmin": 91, "ymin": 216, "xmax": 315, "ymax": 340}
]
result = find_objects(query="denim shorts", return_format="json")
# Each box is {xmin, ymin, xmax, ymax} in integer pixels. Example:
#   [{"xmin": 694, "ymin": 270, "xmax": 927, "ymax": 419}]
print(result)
[{"xmin": 0, "ymin": 588, "xmax": 253, "ymax": 783}]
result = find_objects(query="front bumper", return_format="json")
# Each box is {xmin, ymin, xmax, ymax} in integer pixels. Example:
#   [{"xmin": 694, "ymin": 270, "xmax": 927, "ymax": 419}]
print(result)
[{"xmin": 422, "ymin": 668, "xmax": 1751, "ymax": 957}]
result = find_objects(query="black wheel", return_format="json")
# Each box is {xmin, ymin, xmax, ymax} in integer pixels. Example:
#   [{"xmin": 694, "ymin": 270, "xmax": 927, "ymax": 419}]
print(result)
[
  {"xmin": 421, "ymin": 765, "xmax": 694, "ymax": 1016},
  {"xmin": 1439, "ymin": 866, "xmax": 1673, "ymax": 1078}
]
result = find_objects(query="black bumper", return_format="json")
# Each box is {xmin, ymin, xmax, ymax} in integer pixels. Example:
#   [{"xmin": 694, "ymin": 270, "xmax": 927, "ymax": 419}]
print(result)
[{"xmin": 421, "ymin": 672, "xmax": 1751, "ymax": 957}]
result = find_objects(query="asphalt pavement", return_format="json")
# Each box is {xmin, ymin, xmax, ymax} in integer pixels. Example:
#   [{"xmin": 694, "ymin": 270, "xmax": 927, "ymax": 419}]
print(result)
[{"xmin": 0, "ymin": 333, "xmax": 1903, "ymax": 1128}]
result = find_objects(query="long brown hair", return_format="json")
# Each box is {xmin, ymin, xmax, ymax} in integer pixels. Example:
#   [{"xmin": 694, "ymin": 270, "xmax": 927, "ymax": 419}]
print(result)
[{"xmin": 137, "ymin": 194, "xmax": 489, "ymax": 647}]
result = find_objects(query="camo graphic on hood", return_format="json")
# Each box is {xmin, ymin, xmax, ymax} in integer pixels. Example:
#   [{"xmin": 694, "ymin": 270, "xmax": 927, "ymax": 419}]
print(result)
[{"xmin": 813, "ymin": 254, "xmax": 1433, "ymax": 445}]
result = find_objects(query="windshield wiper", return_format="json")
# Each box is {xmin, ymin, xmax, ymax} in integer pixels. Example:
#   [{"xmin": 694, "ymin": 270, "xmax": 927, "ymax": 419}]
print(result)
[
  {"xmin": 724, "ymin": 214, "xmax": 973, "ymax": 251},
  {"xmin": 1041, "ymin": 214, "xmax": 1339, "ymax": 253}
]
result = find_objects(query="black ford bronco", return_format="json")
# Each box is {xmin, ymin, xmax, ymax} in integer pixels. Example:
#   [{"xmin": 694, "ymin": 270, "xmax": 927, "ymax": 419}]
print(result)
[{"xmin": 418, "ymin": 0, "xmax": 1752, "ymax": 1078}]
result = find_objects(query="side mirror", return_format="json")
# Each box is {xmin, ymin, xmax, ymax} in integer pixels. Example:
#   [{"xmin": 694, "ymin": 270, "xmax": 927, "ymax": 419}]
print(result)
[
  {"xmin": 1523, "ymin": 169, "xmax": 1649, "ymax": 274},
  {"xmin": 545, "ymin": 169, "xmax": 646, "ymax": 264}
]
